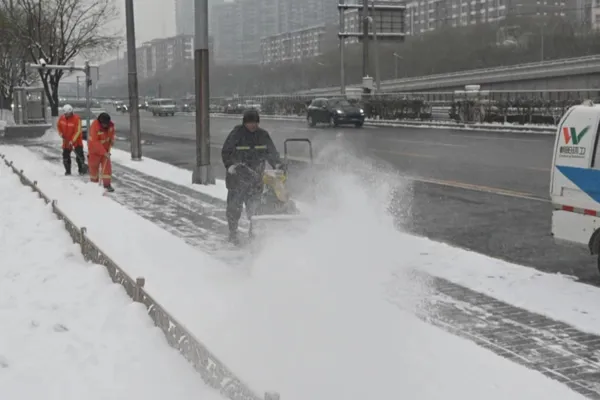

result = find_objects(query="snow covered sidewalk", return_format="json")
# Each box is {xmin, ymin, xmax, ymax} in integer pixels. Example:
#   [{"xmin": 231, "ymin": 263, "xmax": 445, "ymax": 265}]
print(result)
[
  {"xmin": 1, "ymin": 142, "xmax": 599, "ymax": 399},
  {"xmin": 0, "ymin": 158, "xmax": 223, "ymax": 400}
]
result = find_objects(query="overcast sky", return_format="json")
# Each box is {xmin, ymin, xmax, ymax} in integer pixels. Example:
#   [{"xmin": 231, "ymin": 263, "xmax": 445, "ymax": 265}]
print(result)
[
  {"xmin": 111, "ymin": 0, "xmax": 176, "ymax": 50},
  {"xmin": 63, "ymin": 0, "xmax": 175, "ymax": 81}
]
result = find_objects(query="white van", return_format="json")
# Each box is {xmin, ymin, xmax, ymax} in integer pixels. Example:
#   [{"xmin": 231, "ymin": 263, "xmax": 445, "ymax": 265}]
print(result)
[
  {"xmin": 550, "ymin": 100, "xmax": 600, "ymax": 271},
  {"xmin": 147, "ymin": 98, "xmax": 177, "ymax": 116}
]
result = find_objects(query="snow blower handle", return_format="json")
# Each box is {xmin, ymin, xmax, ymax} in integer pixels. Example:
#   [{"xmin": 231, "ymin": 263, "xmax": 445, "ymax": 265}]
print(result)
[
  {"xmin": 235, "ymin": 163, "xmax": 261, "ymax": 179},
  {"xmin": 284, "ymin": 138, "xmax": 313, "ymax": 165}
]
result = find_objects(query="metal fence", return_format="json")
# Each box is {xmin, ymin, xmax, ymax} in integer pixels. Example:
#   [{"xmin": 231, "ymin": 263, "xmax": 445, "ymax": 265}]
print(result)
[{"xmin": 0, "ymin": 153, "xmax": 280, "ymax": 400}]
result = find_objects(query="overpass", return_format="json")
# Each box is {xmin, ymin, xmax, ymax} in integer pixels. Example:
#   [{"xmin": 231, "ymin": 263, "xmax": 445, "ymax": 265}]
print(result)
[{"xmin": 297, "ymin": 55, "xmax": 600, "ymax": 96}]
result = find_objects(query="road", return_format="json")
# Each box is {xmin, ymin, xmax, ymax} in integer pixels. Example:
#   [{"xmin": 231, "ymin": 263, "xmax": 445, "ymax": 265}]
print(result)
[{"xmin": 108, "ymin": 110, "xmax": 598, "ymax": 284}]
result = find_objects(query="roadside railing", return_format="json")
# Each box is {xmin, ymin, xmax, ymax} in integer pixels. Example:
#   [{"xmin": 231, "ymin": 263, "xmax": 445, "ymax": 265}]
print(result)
[{"xmin": 0, "ymin": 153, "xmax": 280, "ymax": 400}]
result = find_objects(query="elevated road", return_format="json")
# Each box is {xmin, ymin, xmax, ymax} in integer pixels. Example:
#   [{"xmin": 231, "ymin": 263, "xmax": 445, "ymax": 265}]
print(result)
[
  {"xmin": 109, "ymin": 111, "xmax": 598, "ymax": 284},
  {"xmin": 296, "ymin": 55, "xmax": 600, "ymax": 94}
]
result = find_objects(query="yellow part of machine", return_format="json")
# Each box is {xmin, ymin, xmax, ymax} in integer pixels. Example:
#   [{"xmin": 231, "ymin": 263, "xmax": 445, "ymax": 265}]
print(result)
[{"xmin": 249, "ymin": 138, "xmax": 313, "ymax": 238}]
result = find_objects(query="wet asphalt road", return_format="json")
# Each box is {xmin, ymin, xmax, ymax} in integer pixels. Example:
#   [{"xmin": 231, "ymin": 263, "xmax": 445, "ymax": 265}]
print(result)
[{"xmin": 108, "ymin": 110, "xmax": 599, "ymax": 284}]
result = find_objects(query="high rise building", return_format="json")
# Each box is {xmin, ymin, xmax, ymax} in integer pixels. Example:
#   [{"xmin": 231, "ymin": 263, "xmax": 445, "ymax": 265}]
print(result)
[
  {"xmin": 175, "ymin": 0, "xmax": 194, "ymax": 35},
  {"xmin": 400, "ymin": 0, "xmax": 569, "ymax": 35},
  {"xmin": 213, "ymin": 1, "xmax": 244, "ymax": 64},
  {"xmin": 175, "ymin": 0, "xmax": 224, "ymax": 36}
]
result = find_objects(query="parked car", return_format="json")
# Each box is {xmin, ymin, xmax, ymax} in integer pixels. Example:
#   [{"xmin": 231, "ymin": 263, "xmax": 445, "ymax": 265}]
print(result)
[{"xmin": 306, "ymin": 98, "xmax": 365, "ymax": 128}]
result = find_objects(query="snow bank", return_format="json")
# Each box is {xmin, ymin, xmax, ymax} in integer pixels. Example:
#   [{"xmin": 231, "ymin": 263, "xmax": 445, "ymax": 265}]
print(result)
[
  {"xmin": 0, "ymin": 144, "xmax": 587, "ymax": 400},
  {"xmin": 0, "ymin": 161, "xmax": 223, "ymax": 400}
]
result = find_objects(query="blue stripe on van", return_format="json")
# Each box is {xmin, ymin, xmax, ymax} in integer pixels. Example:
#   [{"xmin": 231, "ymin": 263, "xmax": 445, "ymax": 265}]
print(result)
[{"xmin": 556, "ymin": 165, "xmax": 600, "ymax": 203}]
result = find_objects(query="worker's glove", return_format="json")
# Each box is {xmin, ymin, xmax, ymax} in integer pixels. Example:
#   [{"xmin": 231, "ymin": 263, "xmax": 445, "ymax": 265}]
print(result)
[
  {"xmin": 227, "ymin": 164, "xmax": 238, "ymax": 174},
  {"xmin": 104, "ymin": 152, "xmax": 111, "ymax": 159}
]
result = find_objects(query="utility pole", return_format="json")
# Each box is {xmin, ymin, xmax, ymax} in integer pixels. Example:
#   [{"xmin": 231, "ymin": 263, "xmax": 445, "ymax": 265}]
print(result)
[
  {"xmin": 125, "ymin": 0, "xmax": 142, "ymax": 161},
  {"xmin": 192, "ymin": 0, "xmax": 214, "ymax": 184},
  {"xmin": 84, "ymin": 62, "xmax": 91, "ymax": 132},
  {"xmin": 339, "ymin": 0, "xmax": 346, "ymax": 95},
  {"xmin": 362, "ymin": 0, "xmax": 369, "ymax": 82},
  {"xmin": 76, "ymin": 76, "xmax": 81, "ymax": 99}
]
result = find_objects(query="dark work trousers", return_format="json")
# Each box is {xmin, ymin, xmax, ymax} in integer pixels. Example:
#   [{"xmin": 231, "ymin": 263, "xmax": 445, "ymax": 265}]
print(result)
[
  {"xmin": 62, "ymin": 146, "xmax": 87, "ymax": 174},
  {"xmin": 226, "ymin": 185, "xmax": 262, "ymax": 234}
]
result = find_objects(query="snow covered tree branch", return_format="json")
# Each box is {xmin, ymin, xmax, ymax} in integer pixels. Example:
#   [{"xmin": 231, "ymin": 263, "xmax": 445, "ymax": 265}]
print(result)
[{"xmin": 0, "ymin": 0, "xmax": 120, "ymax": 115}]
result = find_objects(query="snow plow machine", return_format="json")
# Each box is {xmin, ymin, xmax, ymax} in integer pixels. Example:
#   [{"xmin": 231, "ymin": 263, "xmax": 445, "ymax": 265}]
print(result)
[{"xmin": 248, "ymin": 138, "xmax": 313, "ymax": 240}]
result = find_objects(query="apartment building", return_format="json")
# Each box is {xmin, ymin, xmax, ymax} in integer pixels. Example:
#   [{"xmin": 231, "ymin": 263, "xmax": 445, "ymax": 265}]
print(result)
[
  {"xmin": 175, "ymin": 0, "xmax": 194, "ymax": 35},
  {"xmin": 120, "ymin": 34, "xmax": 204, "ymax": 79},
  {"xmin": 175, "ymin": 0, "xmax": 225, "ymax": 35},
  {"xmin": 261, "ymin": 24, "xmax": 327, "ymax": 64},
  {"xmin": 401, "ymin": 0, "xmax": 568, "ymax": 34},
  {"xmin": 213, "ymin": 0, "xmax": 244, "ymax": 64},
  {"xmin": 213, "ymin": 0, "xmax": 338, "ymax": 64}
]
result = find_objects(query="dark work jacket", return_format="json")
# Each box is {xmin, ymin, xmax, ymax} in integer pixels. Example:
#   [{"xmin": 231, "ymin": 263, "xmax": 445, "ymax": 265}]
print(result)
[{"xmin": 221, "ymin": 124, "xmax": 281, "ymax": 189}]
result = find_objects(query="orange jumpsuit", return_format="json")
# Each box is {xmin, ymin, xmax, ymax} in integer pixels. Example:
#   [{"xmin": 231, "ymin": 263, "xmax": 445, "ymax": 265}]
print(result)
[
  {"xmin": 88, "ymin": 119, "xmax": 115, "ymax": 186},
  {"xmin": 57, "ymin": 114, "xmax": 86, "ymax": 174},
  {"xmin": 57, "ymin": 114, "xmax": 83, "ymax": 148}
]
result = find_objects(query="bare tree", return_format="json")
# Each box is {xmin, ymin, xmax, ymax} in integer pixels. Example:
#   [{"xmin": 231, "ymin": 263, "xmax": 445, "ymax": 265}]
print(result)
[
  {"xmin": 0, "ymin": 3, "xmax": 36, "ymax": 110},
  {"xmin": 1, "ymin": 0, "xmax": 120, "ymax": 115}
]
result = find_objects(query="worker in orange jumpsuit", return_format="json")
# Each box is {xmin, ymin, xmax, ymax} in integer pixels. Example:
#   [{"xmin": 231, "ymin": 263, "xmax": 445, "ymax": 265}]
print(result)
[
  {"xmin": 57, "ymin": 104, "xmax": 87, "ymax": 175},
  {"xmin": 88, "ymin": 112, "xmax": 115, "ymax": 192}
]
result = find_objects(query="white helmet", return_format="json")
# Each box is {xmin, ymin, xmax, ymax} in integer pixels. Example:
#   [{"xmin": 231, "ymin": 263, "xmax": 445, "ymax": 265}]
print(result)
[{"xmin": 62, "ymin": 104, "xmax": 73, "ymax": 114}]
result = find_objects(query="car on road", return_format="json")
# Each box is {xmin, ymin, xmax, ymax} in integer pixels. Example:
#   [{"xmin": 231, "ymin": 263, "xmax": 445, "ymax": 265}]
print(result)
[
  {"xmin": 306, "ymin": 97, "xmax": 365, "ymax": 128},
  {"xmin": 148, "ymin": 98, "xmax": 177, "ymax": 116}
]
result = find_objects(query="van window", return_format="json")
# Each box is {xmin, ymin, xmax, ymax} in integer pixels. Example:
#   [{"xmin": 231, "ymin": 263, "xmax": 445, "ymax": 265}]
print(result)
[{"xmin": 160, "ymin": 99, "xmax": 175, "ymax": 106}]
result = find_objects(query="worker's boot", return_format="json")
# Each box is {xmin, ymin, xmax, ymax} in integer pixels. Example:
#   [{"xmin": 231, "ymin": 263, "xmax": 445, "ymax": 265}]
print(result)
[
  {"xmin": 228, "ymin": 230, "xmax": 240, "ymax": 246},
  {"xmin": 104, "ymin": 184, "xmax": 115, "ymax": 193}
]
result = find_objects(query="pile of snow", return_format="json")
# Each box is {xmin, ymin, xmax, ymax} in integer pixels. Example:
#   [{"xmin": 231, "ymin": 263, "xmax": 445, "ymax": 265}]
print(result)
[
  {"xmin": 0, "ymin": 144, "xmax": 589, "ymax": 400},
  {"xmin": 0, "ymin": 162, "xmax": 223, "ymax": 400},
  {"xmin": 37, "ymin": 126, "xmax": 61, "ymax": 144}
]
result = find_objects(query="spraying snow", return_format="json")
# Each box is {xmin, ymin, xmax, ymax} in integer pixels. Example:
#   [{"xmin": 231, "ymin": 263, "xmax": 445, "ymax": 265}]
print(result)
[{"xmin": 194, "ymin": 157, "xmax": 584, "ymax": 400}]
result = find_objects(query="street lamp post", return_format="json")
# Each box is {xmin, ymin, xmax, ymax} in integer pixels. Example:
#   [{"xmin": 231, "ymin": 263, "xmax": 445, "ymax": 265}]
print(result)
[
  {"xmin": 125, "ymin": 0, "xmax": 142, "ymax": 161},
  {"xmin": 192, "ymin": 0, "xmax": 214, "ymax": 184}
]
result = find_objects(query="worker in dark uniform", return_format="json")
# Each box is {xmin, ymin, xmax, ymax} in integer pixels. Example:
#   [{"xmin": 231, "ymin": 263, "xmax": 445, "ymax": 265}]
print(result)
[{"xmin": 222, "ymin": 109, "xmax": 282, "ymax": 245}]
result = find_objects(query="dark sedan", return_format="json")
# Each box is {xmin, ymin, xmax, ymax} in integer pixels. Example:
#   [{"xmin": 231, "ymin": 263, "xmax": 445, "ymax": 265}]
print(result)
[{"xmin": 306, "ymin": 98, "xmax": 365, "ymax": 128}]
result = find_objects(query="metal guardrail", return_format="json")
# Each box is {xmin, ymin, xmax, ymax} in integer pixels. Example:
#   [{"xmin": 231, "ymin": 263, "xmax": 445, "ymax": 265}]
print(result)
[
  {"xmin": 0, "ymin": 153, "xmax": 280, "ymax": 400},
  {"xmin": 204, "ymin": 112, "xmax": 556, "ymax": 134},
  {"xmin": 297, "ymin": 54, "xmax": 600, "ymax": 94}
]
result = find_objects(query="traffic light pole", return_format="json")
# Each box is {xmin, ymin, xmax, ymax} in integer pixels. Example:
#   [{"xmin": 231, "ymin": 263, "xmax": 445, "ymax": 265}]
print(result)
[
  {"xmin": 27, "ymin": 61, "xmax": 99, "ymax": 134},
  {"xmin": 338, "ymin": 1, "xmax": 406, "ymax": 95},
  {"xmin": 362, "ymin": 0, "xmax": 369, "ymax": 81}
]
